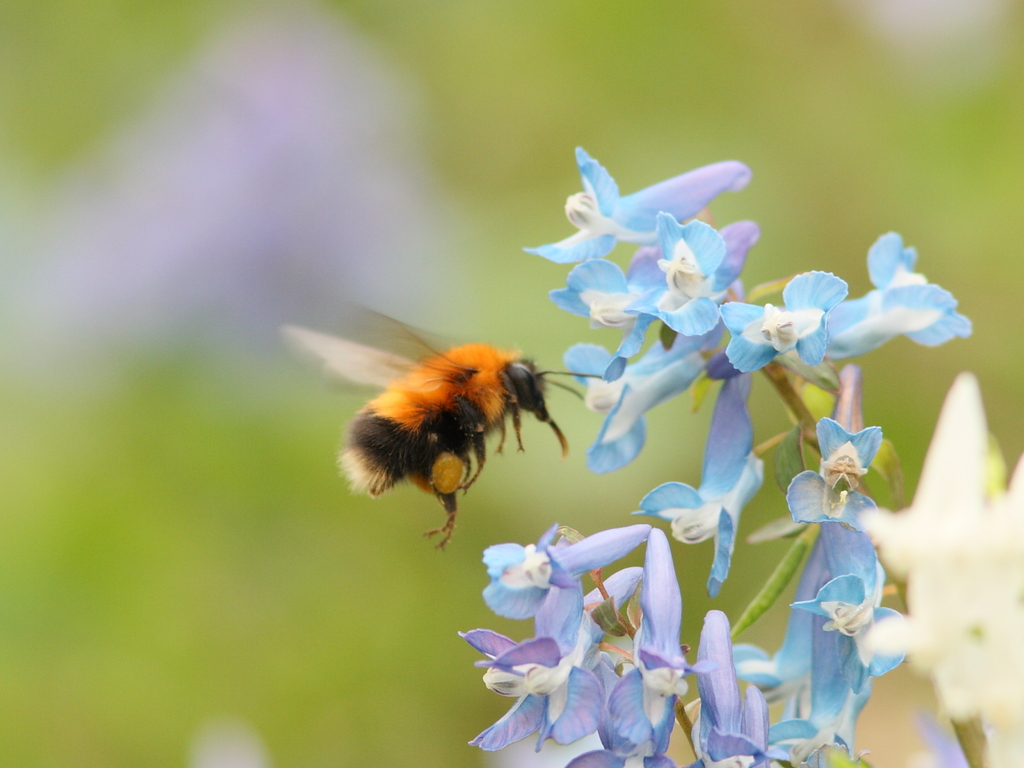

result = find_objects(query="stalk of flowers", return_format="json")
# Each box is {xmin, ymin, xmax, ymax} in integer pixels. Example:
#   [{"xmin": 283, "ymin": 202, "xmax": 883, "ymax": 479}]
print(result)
[{"xmin": 456, "ymin": 150, "xmax": 979, "ymax": 768}]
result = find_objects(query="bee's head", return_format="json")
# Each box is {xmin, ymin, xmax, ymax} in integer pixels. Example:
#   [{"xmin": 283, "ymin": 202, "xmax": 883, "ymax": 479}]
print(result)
[{"xmin": 505, "ymin": 360, "xmax": 548, "ymax": 417}]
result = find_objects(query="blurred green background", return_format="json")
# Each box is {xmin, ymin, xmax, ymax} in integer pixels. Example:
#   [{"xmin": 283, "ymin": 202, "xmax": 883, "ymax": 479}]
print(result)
[{"xmin": 0, "ymin": 0, "xmax": 1018, "ymax": 765}]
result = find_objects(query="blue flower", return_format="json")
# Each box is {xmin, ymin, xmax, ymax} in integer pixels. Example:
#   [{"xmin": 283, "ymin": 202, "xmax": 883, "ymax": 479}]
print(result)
[
  {"xmin": 482, "ymin": 524, "xmax": 652, "ymax": 620},
  {"xmin": 734, "ymin": 540, "xmax": 828, "ymax": 706},
  {"xmin": 827, "ymin": 233, "xmax": 971, "ymax": 359},
  {"xmin": 625, "ymin": 217, "xmax": 760, "ymax": 337},
  {"xmin": 564, "ymin": 531, "xmax": 700, "ymax": 768},
  {"xmin": 526, "ymin": 148, "xmax": 752, "ymax": 264},
  {"xmin": 550, "ymin": 255, "xmax": 664, "ymax": 381},
  {"xmin": 689, "ymin": 610, "xmax": 788, "ymax": 768},
  {"xmin": 765, "ymin": 614, "xmax": 873, "ymax": 765},
  {"xmin": 791, "ymin": 522, "xmax": 904, "ymax": 694},
  {"xmin": 564, "ymin": 332, "xmax": 714, "ymax": 473},
  {"xmin": 786, "ymin": 417, "xmax": 882, "ymax": 530},
  {"xmin": 466, "ymin": 567, "xmax": 644, "ymax": 753},
  {"xmin": 635, "ymin": 375, "xmax": 763, "ymax": 596},
  {"xmin": 721, "ymin": 271, "xmax": 848, "ymax": 373}
]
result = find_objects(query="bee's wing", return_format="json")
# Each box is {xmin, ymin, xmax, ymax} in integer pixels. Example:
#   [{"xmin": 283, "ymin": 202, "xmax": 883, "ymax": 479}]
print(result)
[{"xmin": 281, "ymin": 324, "xmax": 418, "ymax": 390}]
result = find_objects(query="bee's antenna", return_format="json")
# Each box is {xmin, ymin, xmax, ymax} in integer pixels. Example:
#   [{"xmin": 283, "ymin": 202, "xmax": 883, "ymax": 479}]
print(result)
[
  {"xmin": 536, "ymin": 370, "xmax": 604, "ymax": 379},
  {"xmin": 543, "ymin": 378, "xmax": 586, "ymax": 401}
]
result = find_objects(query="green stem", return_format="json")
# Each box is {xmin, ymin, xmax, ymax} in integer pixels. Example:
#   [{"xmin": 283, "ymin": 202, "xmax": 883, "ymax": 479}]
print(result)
[
  {"xmin": 952, "ymin": 717, "xmax": 988, "ymax": 768},
  {"xmin": 674, "ymin": 698, "xmax": 697, "ymax": 758},
  {"xmin": 761, "ymin": 363, "xmax": 820, "ymax": 453},
  {"xmin": 732, "ymin": 524, "xmax": 820, "ymax": 639}
]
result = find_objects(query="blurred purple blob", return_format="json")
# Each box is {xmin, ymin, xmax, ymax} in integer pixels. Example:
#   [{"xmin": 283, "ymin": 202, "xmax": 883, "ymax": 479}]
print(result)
[{"xmin": 10, "ymin": 5, "xmax": 455, "ymax": 375}]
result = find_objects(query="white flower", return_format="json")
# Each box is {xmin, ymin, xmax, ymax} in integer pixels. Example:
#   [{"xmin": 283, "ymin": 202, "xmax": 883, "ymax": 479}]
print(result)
[{"xmin": 865, "ymin": 373, "xmax": 1024, "ymax": 768}]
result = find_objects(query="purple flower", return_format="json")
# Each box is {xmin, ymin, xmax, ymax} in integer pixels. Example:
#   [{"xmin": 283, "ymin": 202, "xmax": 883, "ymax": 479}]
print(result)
[{"xmin": 689, "ymin": 611, "xmax": 787, "ymax": 768}]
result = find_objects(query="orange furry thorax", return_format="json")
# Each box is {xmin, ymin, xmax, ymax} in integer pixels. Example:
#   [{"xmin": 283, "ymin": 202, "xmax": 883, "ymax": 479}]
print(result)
[{"xmin": 366, "ymin": 343, "xmax": 521, "ymax": 430}]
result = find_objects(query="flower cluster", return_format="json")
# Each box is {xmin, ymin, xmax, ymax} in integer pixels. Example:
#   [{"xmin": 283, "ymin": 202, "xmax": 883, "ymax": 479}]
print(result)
[{"xmin": 458, "ymin": 150, "xmax": 988, "ymax": 767}]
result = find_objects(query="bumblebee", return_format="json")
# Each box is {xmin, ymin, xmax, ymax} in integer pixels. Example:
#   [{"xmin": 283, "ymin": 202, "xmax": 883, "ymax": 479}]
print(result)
[{"xmin": 282, "ymin": 326, "xmax": 569, "ymax": 547}]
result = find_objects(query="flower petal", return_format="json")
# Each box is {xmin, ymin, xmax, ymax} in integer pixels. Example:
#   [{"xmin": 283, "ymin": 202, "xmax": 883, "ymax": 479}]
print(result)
[
  {"xmin": 470, "ymin": 694, "xmax": 545, "ymax": 751},
  {"xmin": 616, "ymin": 161, "xmax": 752, "ymax": 233}
]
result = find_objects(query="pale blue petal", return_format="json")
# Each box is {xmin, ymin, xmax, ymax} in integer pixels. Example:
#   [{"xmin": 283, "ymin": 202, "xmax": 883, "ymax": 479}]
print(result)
[
  {"xmin": 564, "ymin": 343, "xmax": 612, "ymax": 380},
  {"xmin": 640, "ymin": 529, "xmax": 683, "ymax": 665},
  {"xmin": 628, "ymin": 329, "xmax": 708, "ymax": 375},
  {"xmin": 567, "ymin": 259, "xmax": 630, "ymax": 295},
  {"xmin": 724, "ymin": 334, "xmax": 777, "ymax": 374},
  {"xmin": 553, "ymin": 524, "xmax": 652, "ymax": 577},
  {"xmin": 848, "ymin": 426, "xmax": 883, "ymax": 467},
  {"xmin": 550, "ymin": 287, "xmax": 593, "ymax": 317},
  {"xmin": 566, "ymin": 752, "xmax": 625, "ymax": 768},
  {"xmin": 819, "ymin": 522, "xmax": 879, "ymax": 589},
  {"xmin": 826, "ymin": 295, "xmax": 873, "ymax": 339},
  {"xmin": 815, "ymin": 418, "xmax": 853, "ymax": 460},
  {"xmin": 587, "ymin": 417, "xmax": 646, "ymax": 474},
  {"xmin": 627, "ymin": 245, "xmax": 665, "ymax": 291},
  {"xmin": 786, "ymin": 472, "xmax": 830, "ymax": 524},
  {"xmin": 792, "ymin": 574, "xmax": 866, "ymax": 618},
  {"xmin": 483, "ymin": 580, "xmax": 549, "ymax": 620},
  {"xmin": 470, "ymin": 694, "xmax": 545, "ymax": 750},
  {"xmin": 714, "ymin": 220, "xmax": 761, "ymax": 291},
  {"xmin": 838, "ymin": 633, "xmax": 869, "ymax": 694},
  {"xmin": 782, "ymin": 271, "xmax": 848, "ymax": 313},
  {"xmin": 655, "ymin": 211, "xmax": 686, "ymax": 260},
  {"xmin": 679, "ymin": 219, "xmax": 727, "ymax": 278},
  {"xmin": 527, "ymin": 234, "xmax": 617, "ymax": 263},
  {"xmin": 576, "ymin": 147, "xmax": 620, "ymax": 215},
  {"xmin": 616, "ymin": 160, "xmax": 752, "ymax": 233},
  {"xmin": 808, "ymin": 616, "xmax": 849, "ymax": 727},
  {"xmin": 905, "ymin": 310, "xmax": 972, "ymax": 346},
  {"xmin": 607, "ymin": 314, "xmax": 656, "ymax": 379},
  {"xmin": 484, "ymin": 542, "xmax": 528, "ymax": 579},
  {"xmin": 637, "ymin": 482, "xmax": 704, "ymax": 516},
  {"xmin": 795, "ymin": 324, "xmax": 829, "ymax": 367},
  {"xmin": 644, "ymin": 756, "xmax": 677, "ymax": 768},
  {"xmin": 707, "ymin": 508, "xmax": 735, "ymax": 598},
  {"xmin": 602, "ymin": 356, "xmax": 628, "ymax": 384},
  {"xmin": 731, "ymin": 645, "xmax": 778, "ymax": 688},
  {"xmin": 535, "ymin": 583, "xmax": 585, "ymax": 655},
  {"xmin": 548, "ymin": 667, "xmax": 604, "ymax": 745},
  {"xmin": 720, "ymin": 300, "xmax": 765, "ymax": 336},
  {"xmin": 658, "ymin": 296, "xmax": 721, "ymax": 337},
  {"xmin": 768, "ymin": 718, "xmax": 818, "ymax": 744},
  {"xmin": 868, "ymin": 608, "xmax": 905, "ymax": 677},
  {"xmin": 483, "ymin": 542, "xmax": 551, "ymax": 619},
  {"xmin": 701, "ymin": 374, "xmax": 753, "ymax": 497},
  {"xmin": 461, "ymin": 629, "xmax": 517, "ymax": 657},
  {"xmin": 867, "ymin": 232, "xmax": 915, "ymax": 290}
]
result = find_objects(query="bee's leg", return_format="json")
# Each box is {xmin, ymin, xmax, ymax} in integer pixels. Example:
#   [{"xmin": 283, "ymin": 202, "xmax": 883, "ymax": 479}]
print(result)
[
  {"xmin": 495, "ymin": 417, "xmax": 507, "ymax": 454},
  {"xmin": 500, "ymin": 371, "xmax": 525, "ymax": 452},
  {"xmin": 464, "ymin": 430, "xmax": 487, "ymax": 491},
  {"xmin": 455, "ymin": 396, "xmax": 488, "ymax": 490},
  {"xmin": 425, "ymin": 491, "xmax": 458, "ymax": 549}
]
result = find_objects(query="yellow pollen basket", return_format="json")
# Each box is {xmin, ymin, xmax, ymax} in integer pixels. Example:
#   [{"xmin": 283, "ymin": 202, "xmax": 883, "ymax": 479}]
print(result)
[{"xmin": 431, "ymin": 452, "xmax": 466, "ymax": 495}]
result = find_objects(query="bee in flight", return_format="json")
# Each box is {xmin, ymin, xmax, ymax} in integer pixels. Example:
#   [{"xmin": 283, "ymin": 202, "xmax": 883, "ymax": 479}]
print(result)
[{"xmin": 282, "ymin": 325, "xmax": 572, "ymax": 547}]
